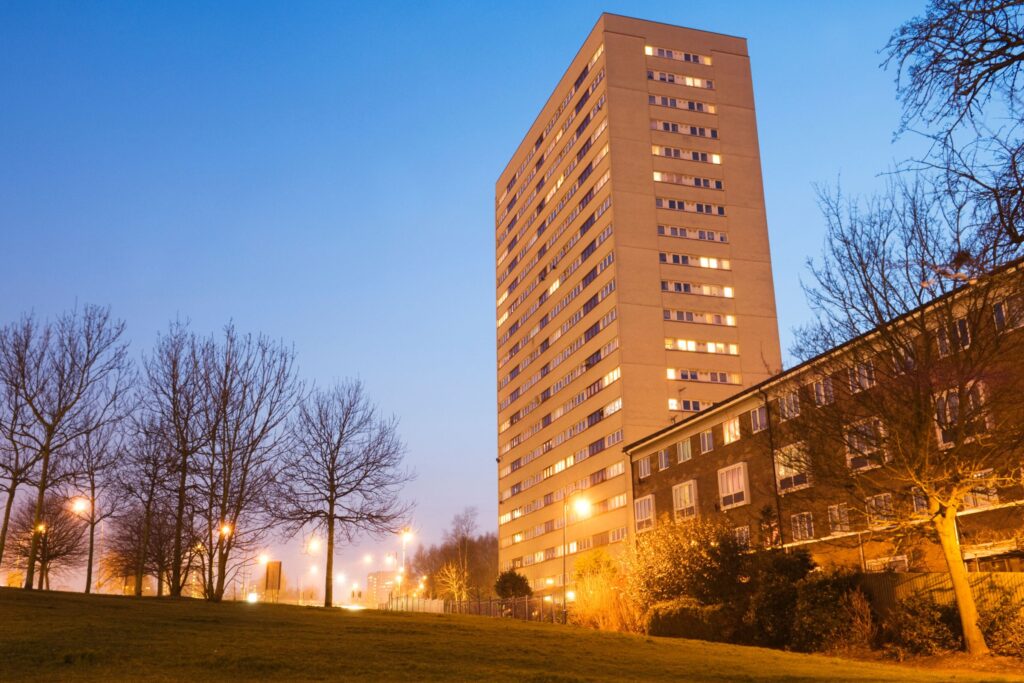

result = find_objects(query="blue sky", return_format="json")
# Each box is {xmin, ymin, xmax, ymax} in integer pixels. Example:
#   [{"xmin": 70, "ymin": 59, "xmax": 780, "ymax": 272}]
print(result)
[{"xmin": 1, "ymin": 1, "xmax": 928, "ymax": 587}]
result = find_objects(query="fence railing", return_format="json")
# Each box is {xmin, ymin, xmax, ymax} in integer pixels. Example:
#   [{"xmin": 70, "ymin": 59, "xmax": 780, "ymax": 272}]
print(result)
[
  {"xmin": 859, "ymin": 571, "xmax": 1024, "ymax": 616},
  {"xmin": 384, "ymin": 595, "xmax": 567, "ymax": 623}
]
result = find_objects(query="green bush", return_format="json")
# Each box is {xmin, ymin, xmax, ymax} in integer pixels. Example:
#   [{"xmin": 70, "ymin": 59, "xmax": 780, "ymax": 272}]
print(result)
[
  {"xmin": 742, "ymin": 550, "xmax": 815, "ymax": 648},
  {"xmin": 980, "ymin": 592, "xmax": 1024, "ymax": 658},
  {"xmin": 790, "ymin": 570, "xmax": 874, "ymax": 653},
  {"xmin": 881, "ymin": 594, "xmax": 962, "ymax": 658},
  {"xmin": 645, "ymin": 597, "xmax": 736, "ymax": 642}
]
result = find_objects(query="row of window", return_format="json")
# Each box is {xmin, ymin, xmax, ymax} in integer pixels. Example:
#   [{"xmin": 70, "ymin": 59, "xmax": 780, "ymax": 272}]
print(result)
[
  {"xmin": 647, "ymin": 70, "xmax": 714, "ymax": 89},
  {"xmin": 659, "ymin": 252, "xmax": 730, "ymax": 270},
  {"xmin": 635, "ymin": 461, "xmax": 749, "ymax": 530},
  {"xmin": 652, "ymin": 119, "xmax": 719, "ymax": 139},
  {"xmin": 661, "ymin": 280, "xmax": 734, "ymax": 298},
  {"xmin": 652, "ymin": 145, "xmax": 721, "ymax": 164},
  {"xmin": 500, "ymin": 457, "xmax": 626, "ymax": 525},
  {"xmin": 656, "ymin": 197, "xmax": 726, "ymax": 216},
  {"xmin": 653, "ymin": 171, "xmax": 723, "ymax": 190},
  {"xmin": 500, "ymin": 428, "xmax": 623, "ymax": 501},
  {"xmin": 648, "ymin": 94, "xmax": 716, "ymax": 114},
  {"xmin": 667, "ymin": 368, "xmax": 739, "ymax": 384},
  {"xmin": 667, "ymin": 398, "xmax": 705, "ymax": 413},
  {"xmin": 664, "ymin": 337, "xmax": 739, "ymax": 355},
  {"xmin": 664, "ymin": 309, "xmax": 736, "ymax": 326},
  {"xmin": 658, "ymin": 224, "xmax": 728, "ymax": 243},
  {"xmin": 644, "ymin": 45, "xmax": 712, "ymax": 66}
]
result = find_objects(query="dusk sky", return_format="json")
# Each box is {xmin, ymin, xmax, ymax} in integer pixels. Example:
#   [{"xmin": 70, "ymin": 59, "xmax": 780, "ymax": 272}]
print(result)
[{"xmin": 1, "ymin": 1, "xmax": 927, "ymax": 588}]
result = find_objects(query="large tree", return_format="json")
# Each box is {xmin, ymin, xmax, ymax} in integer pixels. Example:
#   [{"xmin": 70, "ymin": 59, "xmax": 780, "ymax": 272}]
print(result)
[
  {"xmin": 4, "ymin": 494, "xmax": 88, "ymax": 589},
  {"xmin": 796, "ymin": 179, "xmax": 1024, "ymax": 655},
  {"xmin": 69, "ymin": 422, "xmax": 124, "ymax": 593},
  {"xmin": 0, "ymin": 306, "xmax": 131, "ymax": 590},
  {"xmin": 194, "ymin": 325, "xmax": 298, "ymax": 602},
  {"xmin": 276, "ymin": 381, "xmax": 411, "ymax": 607}
]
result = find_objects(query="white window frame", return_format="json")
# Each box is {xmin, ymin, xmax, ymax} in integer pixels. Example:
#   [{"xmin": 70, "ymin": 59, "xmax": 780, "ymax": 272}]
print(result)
[
  {"xmin": 778, "ymin": 391, "xmax": 801, "ymax": 420},
  {"xmin": 750, "ymin": 405, "xmax": 768, "ymax": 433},
  {"xmin": 722, "ymin": 417, "xmax": 741, "ymax": 445},
  {"xmin": 791, "ymin": 512, "xmax": 814, "ymax": 541},
  {"xmin": 658, "ymin": 448, "xmax": 672, "ymax": 471},
  {"xmin": 828, "ymin": 503, "xmax": 851, "ymax": 534},
  {"xmin": 634, "ymin": 495, "xmax": 654, "ymax": 532},
  {"xmin": 672, "ymin": 480, "xmax": 698, "ymax": 520},
  {"xmin": 848, "ymin": 362, "xmax": 875, "ymax": 393},
  {"xmin": 638, "ymin": 457, "xmax": 651, "ymax": 479},
  {"xmin": 866, "ymin": 492, "xmax": 895, "ymax": 528},
  {"xmin": 677, "ymin": 438, "xmax": 692, "ymax": 463},
  {"xmin": 813, "ymin": 377, "xmax": 834, "ymax": 406},
  {"xmin": 717, "ymin": 462, "xmax": 749, "ymax": 510},
  {"xmin": 775, "ymin": 442, "xmax": 811, "ymax": 493},
  {"xmin": 700, "ymin": 429, "xmax": 714, "ymax": 454}
]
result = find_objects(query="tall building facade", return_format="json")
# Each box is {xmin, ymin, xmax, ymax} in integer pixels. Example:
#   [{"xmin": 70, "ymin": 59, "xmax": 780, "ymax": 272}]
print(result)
[{"xmin": 495, "ymin": 14, "xmax": 781, "ymax": 592}]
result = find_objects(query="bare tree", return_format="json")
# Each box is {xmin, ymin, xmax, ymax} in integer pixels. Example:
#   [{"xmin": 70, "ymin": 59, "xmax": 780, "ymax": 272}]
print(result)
[
  {"xmin": 103, "ymin": 499, "xmax": 179, "ymax": 596},
  {"xmin": 68, "ymin": 422, "xmax": 124, "ymax": 593},
  {"xmin": 886, "ymin": 0, "xmax": 1024, "ymax": 251},
  {"xmin": 796, "ymin": 179, "xmax": 1024, "ymax": 655},
  {"xmin": 0, "ymin": 380, "xmax": 39, "ymax": 566},
  {"xmin": 4, "ymin": 494, "xmax": 88, "ymax": 589},
  {"xmin": 140, "ymin": 321, "xmax": 207, "ymax": 597},
  {"xmin": 194, "ymin": 325, "xmax": 298, "ymax": 602},
  {"xmin": 0, "ymin": 306, "xmax": 131, "ymax": 590},
  {"xmin": 276, "ymin": 381, "xmax": 412, "ymax": 607}
]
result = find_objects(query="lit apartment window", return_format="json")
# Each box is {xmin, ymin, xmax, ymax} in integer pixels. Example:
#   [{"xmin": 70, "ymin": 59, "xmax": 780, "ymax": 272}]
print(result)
[
  {"xmin": 828, "ymin": 503, "xmax": 851, "ymax": 533},
  {"xmin": 638, "ymin": 457, "xmax": 651, "ymax": 479},
  {"xmin": 936, "ymin": 317, "xmax": 971, "ymax": 357},
  {"xmin": 994, "ymin": 296, "xmax": 1023, "ymax": 332},
  {"xmin": 866, "ymin": 493, "xmax": 895, "ymax": 528},
  {"xmin": 652, "ymin": 146, "xmax": 721, "ymax": 164},
  {"xmin": 733, "ymin": 525, "xmax": 751, "ymax": 548},
  {"xmin": 791, "ymin": 512, "xmax": 814, "ymax": 541},
  {"xmin": 750, "ymin": 405, "xmax": 768, "ymax": 433},
  {"xmin": 644, "ymin": 45, "xmax": 713, "ymax": 66},
  {"xmin": 646, "ymin": 70, "xmax": 714, "ymax": 89},
  {"xmin": 672, "ymin": 480, "xmax": 697, "ymax": 520},
  {"xmin": 848, "ymin": 362, "xmax": 876, "ymax": 393},
  {"xmin": 700, "ymin": 429, "xmax": 714, "ymax": 453},
  {"xmin": 634, "ymin": 495, "xmax": 654, "ymax": 532},
  {"xmin": 813, "ymin": 377, "xmax": 834, "ymax": 406},
  {"xmin": 665, "ymin": 338, "xmax": 739, "ymax": 355},
  {"xmin": 677, "ymin": 439, "xmax": 692, "ymax": 463},
  {"xmin": 775, "ymin": 443, "xmax": 810, "ymax": 492},
  {"xmin": 718, "ymin": 462, "xmax": 748, "ymax": 509},
  {"xmin": 658, "ymin": 448, "xmax": 672, "ymax": 470},
  {"xmin": 778, "ymin": 391, "xmax": 800, "ymax": 420},
  {"xmin": 668, "ymin": 397, "xmax": 703, "ymax": 412},
  {"xmin": 722, "ymin": 417, "xmax": 741, "ymax": 445},
  {"xmin": 653, "ymin": 171, "xmax": 724, "ymax": 190},
  {"xmin": 663, "ymin": 309, "xmax": 735, "ymax": 326}
]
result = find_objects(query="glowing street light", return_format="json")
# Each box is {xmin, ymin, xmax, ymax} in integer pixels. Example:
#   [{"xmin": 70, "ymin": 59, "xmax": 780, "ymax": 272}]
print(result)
[
  {"xmin": 309, "ymin": 565, "xmax": 318, "ymax": 575},
  {"xmin": 246, "ymin": 592, "xmax": 259, "ymax": 604},
  {"xmin": 561, "ymin": 494, "xmax": 590, "ymax": 622},
  {"xmin": 363, "ymin": 554, "xmax": 372, "ymax": 565},
  {"xmin": 258, "ymin": 553, "xmax": 270, "ymax": 566},
  {"xmin": 335, "ymin": 572, "xmax": 345, "ymax": 584},
  {"xmin": 70, "ymin": 497, "xmax": 90, "ymax": 515},
  {"xmin": 307, "ymin": 538, "xmax": 321, "ymax": 553},
  {"xmin": 35, "ymin": 523, "xmax": 46, "ymax": 534},
  {"xmin": 219, "ymin": 523, "xmax": 232, "ymax": 538}
]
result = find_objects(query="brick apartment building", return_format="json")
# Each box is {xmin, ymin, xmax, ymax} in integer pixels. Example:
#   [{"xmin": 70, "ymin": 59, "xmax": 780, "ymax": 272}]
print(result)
[{"xmin": 625, "ymin": 266, "xmax": 1024, "ymax": 573}]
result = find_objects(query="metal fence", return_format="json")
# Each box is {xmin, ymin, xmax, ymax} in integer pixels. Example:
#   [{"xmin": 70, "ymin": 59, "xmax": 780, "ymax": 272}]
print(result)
[
  {"xmin": 384, "ymin": 595, "xmax": 567, "ymax": 623},
  {"xmin": 859, "ymin": 571, "xmax": 1024, "ymax": 616}
]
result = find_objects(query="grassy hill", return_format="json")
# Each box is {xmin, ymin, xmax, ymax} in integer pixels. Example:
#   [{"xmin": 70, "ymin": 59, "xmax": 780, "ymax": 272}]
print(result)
[{"xmin": 1, "ymin": 588, "xmax": 1021, "ymax": 682}]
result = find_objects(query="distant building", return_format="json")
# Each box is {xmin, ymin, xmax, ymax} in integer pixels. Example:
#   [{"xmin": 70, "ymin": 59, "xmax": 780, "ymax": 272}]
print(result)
[
  {"xmin": 626, "ymin": 266, "xmax": 1024, "ymax": 572},
  {"xmin": 496, "ymin": 14, "xmax": 782, "ymax": 592},
  {"xmin": 365, "ymin": 570, "xmax": 398, "ymax": 606}
]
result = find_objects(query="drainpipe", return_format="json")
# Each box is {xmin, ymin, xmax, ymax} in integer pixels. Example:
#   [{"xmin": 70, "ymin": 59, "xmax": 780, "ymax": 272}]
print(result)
[{"xmin": 759, "ymin": 387, "xmax": 786, "ymax": 549}]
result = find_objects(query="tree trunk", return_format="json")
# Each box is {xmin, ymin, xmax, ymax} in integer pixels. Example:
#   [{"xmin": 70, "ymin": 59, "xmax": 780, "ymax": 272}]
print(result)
[
  {"xmin": 0, "ymin": 480, "xmax": 18, "ymax": 567},
  {"xmin": 212, "ymin": 545, "xmax": 228, "ymax": 602},
  {"xmin": 23, "ymin": 446, "xmax": 50, "ymax": 590},
  {"xmin": 934, "ymin": 508, "xmax": 990, "ymax": 656},
  {"xmin": 325, "ymin": 516, "xmax": 335, "ymax": 608},
  {"xmin": 135, "ymin": 501, "xmax": 153, "ymax": 597},
  {"xmin": 170, "ymin": 456, "xmax": 188, "ymax": 597}
]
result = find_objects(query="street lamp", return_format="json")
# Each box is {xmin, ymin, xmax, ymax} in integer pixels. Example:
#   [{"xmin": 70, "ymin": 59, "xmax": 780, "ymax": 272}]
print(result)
[
  {"xmin": 561, "ymin": 494, "xmax": 590, "ymax": 622},
  {"xmin": 70, "ymin": 497, "xmax": 90, "ymax": 515}
]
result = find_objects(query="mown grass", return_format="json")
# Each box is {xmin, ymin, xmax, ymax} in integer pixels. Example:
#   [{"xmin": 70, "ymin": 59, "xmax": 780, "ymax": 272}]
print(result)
[{"xmin": 0, "ymin": 587, "xmax": 1021, "ymax": 682}]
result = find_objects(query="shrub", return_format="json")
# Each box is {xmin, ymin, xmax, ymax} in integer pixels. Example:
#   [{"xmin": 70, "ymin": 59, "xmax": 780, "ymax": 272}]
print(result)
[
  {"xmin": 742, "ymin": 550, "xmax": 815, "ymax": 648},
  {"xmin": 790, "ymin": 570, "xmax": 874, "ymax": 653},
  {"xmin": 570, "ymin": 549, "xmax": 642, "ymax": 633},
  {"xmin": 626, "ymin": 516, "xmax": 744, "ymax": 610},
  {"xmin": 494, "ymin": 570, "xmax": 532, "ymax": 599},
  {"xmin": 645, "ymin": 597, "xmax": 736, "ymax": 642},
  {"xmin": 980, "ymin": 591, "xmax": 1024, "ymax": 658},
  {"xmin": 881, "ymin": 594, "xmax": 962, "ymax": 658}
]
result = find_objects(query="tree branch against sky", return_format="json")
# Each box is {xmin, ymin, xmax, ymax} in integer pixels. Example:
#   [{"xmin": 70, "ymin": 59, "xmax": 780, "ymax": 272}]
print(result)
[{"xmin": 276, "ymin": 380, "xmax": 412, "ymax": 608}]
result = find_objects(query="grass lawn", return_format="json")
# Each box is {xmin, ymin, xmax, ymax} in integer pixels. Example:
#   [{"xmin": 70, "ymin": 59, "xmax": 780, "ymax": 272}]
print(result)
[{"xmin": 1, "ymin": 588, "xmax": 1022, "ymax": 682}]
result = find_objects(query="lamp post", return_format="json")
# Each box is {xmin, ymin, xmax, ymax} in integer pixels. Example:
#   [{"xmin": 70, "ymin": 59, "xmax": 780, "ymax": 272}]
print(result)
[{"xmin": 561, "ymin": 494, "xmax": 590, "ymax": 623}]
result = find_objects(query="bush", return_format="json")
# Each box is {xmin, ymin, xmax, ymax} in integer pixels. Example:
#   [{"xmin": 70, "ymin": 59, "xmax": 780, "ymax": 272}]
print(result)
[
  {"xmin": 494, "ymin": 570, "xmax": 532, "ymax": 599},
  {"xmin": 881, "ymin": 594, "xmax": 962, "ymax": 658},
  {"xmin": 790, "ymin": 570, "xmax": 874, "ymax": 653},
  {"xmin": 570, "ymin": 549, "xmax": 642, "ymax": 633},
  {"xmin": 645, "ymin": 597, "xmax": 736, "ymax": 642},
  {"xmin": 742, "ymin": 550, "xmax": 815, "ymax": 648},
  {"xmin": 626, "ymin": 516, "xmax": 744, "ymax": 610},
  {"xmin": 980, "ymin": 592, "xmax": 1024, "ymax": 658}
]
